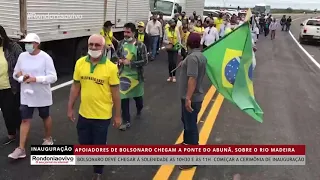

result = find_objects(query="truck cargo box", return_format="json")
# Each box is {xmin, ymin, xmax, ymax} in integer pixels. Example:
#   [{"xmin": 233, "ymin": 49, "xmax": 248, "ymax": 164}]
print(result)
[{"xmin": 0, "ymin": 0, "xmax": 149, "ymax": 42}]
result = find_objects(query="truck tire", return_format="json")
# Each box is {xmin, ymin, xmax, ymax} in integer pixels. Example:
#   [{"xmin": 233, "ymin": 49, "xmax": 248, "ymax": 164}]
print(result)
[
  {"xmin": 75, "ymin": 37, "xmax": 89, "ymax": 61},
  {"xmin": 299, "ymin": 36, "xmax": 304, "ymax": 44}
]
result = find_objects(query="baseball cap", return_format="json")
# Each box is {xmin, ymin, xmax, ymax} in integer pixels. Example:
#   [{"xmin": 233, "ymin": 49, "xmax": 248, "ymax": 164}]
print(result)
[
  {"xmin": 104, "ymin": 21, "xmax": 115, "ymax": 27},
  {"xmin": 137, "ymin": 21, "xmax": 145, "ymax": 27},
  {"xmin": 20, "ymin": 33, "xmax": 41, "ymax": 43},
  {"xmin": 168, "ymin": 19, "xmax": 176, "ymax": 24}
]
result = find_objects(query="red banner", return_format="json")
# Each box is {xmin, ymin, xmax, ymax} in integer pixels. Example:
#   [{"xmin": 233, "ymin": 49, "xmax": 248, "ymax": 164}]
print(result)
[{"xmin": 73, "ymin": 145, "xmax": 305, "ymax": 155}]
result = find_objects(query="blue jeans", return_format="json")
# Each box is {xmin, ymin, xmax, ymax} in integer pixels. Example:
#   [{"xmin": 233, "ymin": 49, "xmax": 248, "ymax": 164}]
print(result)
[
  {"xmin": 77, "ymin": 115, "xmax": 111, "ymax": 174},
  {"xmin": 150, "ymin": 35, "xmax": 160, "ymax": 59},
  {"xmin": 181, "ymin": 99, "xmax": 202, "ymax": 145}
]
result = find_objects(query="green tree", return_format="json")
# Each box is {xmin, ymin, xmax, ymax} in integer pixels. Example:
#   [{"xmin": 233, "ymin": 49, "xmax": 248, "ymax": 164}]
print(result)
[{"xmin": 286, "ymin": 7, "xmax": 293, "ymax": 13}]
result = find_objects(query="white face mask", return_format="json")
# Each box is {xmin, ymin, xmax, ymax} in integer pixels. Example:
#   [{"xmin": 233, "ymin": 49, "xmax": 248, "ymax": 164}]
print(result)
[
  {"xmin": 88, "ymin": 49, "xmax": 102, "ymax": 58},
  {"xmin": 25, "ymin": 43, "xmax": 35, "ymax": 53}
]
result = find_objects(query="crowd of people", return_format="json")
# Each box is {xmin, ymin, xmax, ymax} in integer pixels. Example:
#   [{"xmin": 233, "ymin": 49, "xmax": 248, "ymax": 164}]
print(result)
[
  {"xmin": 0, "ymin": 10, "xmax": 272, "ymax": 180},
  {"xmin": 254, "ymin": 13, "xmax": 291, "ymax": 40}
]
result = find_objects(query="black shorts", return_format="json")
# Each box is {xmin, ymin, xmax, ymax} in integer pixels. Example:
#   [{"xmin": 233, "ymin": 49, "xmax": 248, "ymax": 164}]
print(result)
[{"xmin": 20, "ymin": 105, "xmax": 50, "ymax": 120}]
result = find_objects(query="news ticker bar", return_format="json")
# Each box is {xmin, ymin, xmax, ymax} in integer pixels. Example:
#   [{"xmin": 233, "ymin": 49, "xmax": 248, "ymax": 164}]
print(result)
[
  {"xmin": 30, "ymin": 145, "xmax": 306, "ymax": 155},
  {"xmin": 30, "ymin": 155, "xmax": 306, "ymax": 165}
]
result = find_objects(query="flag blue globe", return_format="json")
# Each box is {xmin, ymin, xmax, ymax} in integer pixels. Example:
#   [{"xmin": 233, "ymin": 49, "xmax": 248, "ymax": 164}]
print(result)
[
  {"xmin": 225, "ymin": 57, "xmax": 240, "ymax": 85},
  {"xmin": 120, "ymin": 77, "xmax": 131, "ymax": 91}
]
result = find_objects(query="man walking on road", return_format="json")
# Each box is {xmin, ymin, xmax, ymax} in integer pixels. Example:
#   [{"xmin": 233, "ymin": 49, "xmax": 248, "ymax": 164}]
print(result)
[
  {"xmin": 280, "ymin": 15, "xmax": 286, "ymax": 31},
  {"xmin": 146, "ymin": 12, "xmax": 162, "ymax": 61},
  {"xmin": 178, "ymin": 33, "xmax": 207, "ymax": 170},
  {"xmin": 201, "ymin": 19, "xmax": 219, "ymax": 49},
  {"xmin": 269, "ymin": 19, "xmax": 278, "ymax": 40},
  {"xmin": 9, "ymin": 33, "xmax": 57, "ymax": 159},
  {"xmin": 67, "ymin": 34, "xmax": 121, "ymax": 180},
  {"xmin": 100, "ymin": 21, "xmax": 119, "ymax": 58},
  {"xmin": 116, "ymin": 23, "xmax": 148, "ymax": 131},
  {"xmin": 286, "ymin": 16, "xmax": 292, "ymax": 31}
]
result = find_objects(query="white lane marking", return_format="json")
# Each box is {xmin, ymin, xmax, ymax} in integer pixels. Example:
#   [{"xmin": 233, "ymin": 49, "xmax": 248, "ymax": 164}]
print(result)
[
  {"xmin": 289, "ymin": 17, "xmax": 320, "ymax": 69},
  {"xmin": 0, "ymin": 80, "xmax": 73, "ymax": 111},
  {"xmin": 51, "ymin": 80, "xmax": 73, "ymax": 91}
]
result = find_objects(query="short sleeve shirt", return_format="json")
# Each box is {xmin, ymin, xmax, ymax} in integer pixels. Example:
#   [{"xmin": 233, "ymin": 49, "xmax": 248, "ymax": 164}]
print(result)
[{"xmin": 74, "ymin": 55, "xmax": 119, "ymax": 120}]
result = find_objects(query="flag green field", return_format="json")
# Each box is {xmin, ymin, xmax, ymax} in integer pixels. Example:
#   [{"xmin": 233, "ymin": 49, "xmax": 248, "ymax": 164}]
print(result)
[
  {"xmin": 203, "ymin": 22, "xmax": 263, "ymax": 122},
  {"xmin": 119, "ymin": 43, "xmax": 144, "ymax": 99}
]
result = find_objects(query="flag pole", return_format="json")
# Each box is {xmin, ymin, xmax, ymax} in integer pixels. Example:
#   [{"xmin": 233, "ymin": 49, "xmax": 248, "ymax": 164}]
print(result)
[{"xmin": 244, "ymin": 8, "xmax": 252, "ymax": 22}]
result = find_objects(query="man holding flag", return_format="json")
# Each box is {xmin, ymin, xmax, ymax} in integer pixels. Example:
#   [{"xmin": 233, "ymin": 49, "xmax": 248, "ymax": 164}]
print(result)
[
  {"xmin": 114, "ymin": 23, "xmax": 148, "ymax": 131},
  {"xmin": 178, "ymin": 33, "xmax": 207, "ymax": 171}
]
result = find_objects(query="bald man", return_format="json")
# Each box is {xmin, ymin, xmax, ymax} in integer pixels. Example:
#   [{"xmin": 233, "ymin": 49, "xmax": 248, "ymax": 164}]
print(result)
[{"xmin": 67, "ymin": 34, "xmax": 121, "ymax": 180}]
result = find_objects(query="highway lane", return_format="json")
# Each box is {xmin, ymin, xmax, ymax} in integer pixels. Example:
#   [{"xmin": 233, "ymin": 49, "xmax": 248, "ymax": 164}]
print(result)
[
  {"xmin": 290, "ymin": 14, "xmax": 320, "ymax": 63},
  {"xmin": 151, "ymin": 14, "xmax": 320, "ymax": 180},
  {"xmin": 190, "ymin": 15, "xmax": 320, "ymax": 180}
]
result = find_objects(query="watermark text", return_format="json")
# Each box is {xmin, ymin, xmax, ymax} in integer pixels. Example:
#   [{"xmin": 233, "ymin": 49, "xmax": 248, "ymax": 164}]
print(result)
[{"xmin": 27, "ymin": 13, "xmax": 82, "ymax": 20}]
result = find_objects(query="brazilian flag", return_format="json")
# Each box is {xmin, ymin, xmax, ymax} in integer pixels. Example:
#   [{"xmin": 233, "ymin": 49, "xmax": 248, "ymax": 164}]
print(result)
[
  {"xmin": 203, "ymin": 22, "xmax": 263, "ymax": 122},
  {"xmin": 173, "ymin": 43, "xmax": 182, "ymax": 51},
  {"xmin": 119, "ymin": 43, "xmax": 144, "ymax": 99}
]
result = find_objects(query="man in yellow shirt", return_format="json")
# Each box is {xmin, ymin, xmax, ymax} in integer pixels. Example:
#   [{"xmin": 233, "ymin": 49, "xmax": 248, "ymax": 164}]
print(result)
[
  {"xmin": 181, "ymin": 26, "xmax": 190, "ymax": 60},
  {"xmin": 214, "ymin": 13, "xmax": 224, "ymax": 32},
  {"xmin": 67, "ymin": 34, "xmax": 121, "ymax": 180},
  {"xmin": 100, "ymin": 21, "xmax": 119, "ymax": 58},
  {"xmin": 135, "ymin": 22, "xmax": 149, "ymax": 52}
]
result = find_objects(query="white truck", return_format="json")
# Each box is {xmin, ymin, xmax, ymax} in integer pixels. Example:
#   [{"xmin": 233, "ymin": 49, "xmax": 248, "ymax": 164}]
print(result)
[
  {"xmin": 150, "ymin": 0, "xmax": 205, "ymax": 21},
  {"xmin": 0, "ymin": 0, "xmax": 150, "ymax": 74},
  {"xmin": 254, "ymin": 3, "xmax": 271, "ymax": 15}
]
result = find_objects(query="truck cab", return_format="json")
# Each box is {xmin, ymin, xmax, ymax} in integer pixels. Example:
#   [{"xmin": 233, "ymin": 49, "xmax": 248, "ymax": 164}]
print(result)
[{"xmin": 150, "ymin": 0, "xmax": 183, "ymax": 21}]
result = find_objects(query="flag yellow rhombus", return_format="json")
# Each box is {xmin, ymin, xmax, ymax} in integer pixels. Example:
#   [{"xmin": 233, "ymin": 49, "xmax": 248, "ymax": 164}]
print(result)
[
  {"xmin": 245, "ymin": 8, "xmax": 252, "ymax": 22},
  {"xmin": 119, "ymin": 75, "xmax": 139, "ymax": 94}
]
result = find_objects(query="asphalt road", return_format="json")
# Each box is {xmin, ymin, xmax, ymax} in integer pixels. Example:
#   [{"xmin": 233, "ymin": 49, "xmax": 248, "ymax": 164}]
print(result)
[{"xmin": 1, "ymin": 14, "xmax": 320, "ymax": 180}]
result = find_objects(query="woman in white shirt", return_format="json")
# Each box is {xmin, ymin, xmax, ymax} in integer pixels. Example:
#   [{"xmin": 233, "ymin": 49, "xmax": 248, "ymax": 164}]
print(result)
[{"xmin": 8, "ymin": 33, "xmax": 57, "ymax": 160}]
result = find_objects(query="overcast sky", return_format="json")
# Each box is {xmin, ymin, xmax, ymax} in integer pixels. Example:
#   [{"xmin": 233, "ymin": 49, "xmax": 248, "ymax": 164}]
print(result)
[{"xmin": 205, "ymin": 0, "xmax": 320, "ymax": 10}]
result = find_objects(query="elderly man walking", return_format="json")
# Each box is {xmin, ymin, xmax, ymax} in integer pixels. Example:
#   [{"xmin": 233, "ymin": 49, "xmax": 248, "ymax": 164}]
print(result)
[
  {"xmin": 178, "ymin": 33, "xmax": 207, "ymax": 170},
  {"xmin": 67, "ymin": 34, "xmax": 121, "ymax": 180}
]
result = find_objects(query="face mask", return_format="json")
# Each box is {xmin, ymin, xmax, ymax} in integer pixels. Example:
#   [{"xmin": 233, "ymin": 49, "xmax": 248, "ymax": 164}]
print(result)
[
  {"xmin": 88, "ymin": 49, "xmax": 102, "ymax": 58},
  {"xmin": 25, "ymin": 44, "xmax": 35, "ymax": 53},
  {"xmin": 125, "ymin": 37, "xmax": 133, "ymax": 42}
]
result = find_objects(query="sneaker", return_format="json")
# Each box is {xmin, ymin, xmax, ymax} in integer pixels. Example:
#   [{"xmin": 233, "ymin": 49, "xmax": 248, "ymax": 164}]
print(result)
[
  {"xmin": 92, "ymin": 173, "xmax": 102, "ymax": 180},
  {"xmin": 167, "ymin": 77, "xmax": 172, "ymax": 82},
  {"xmin": 1, "ymin": 136, "xmax": 16, "ymax": 145},
  {"xmin": 119, "ymin": 122, "xmax": 131, "ymax": 131},
  {"xmin": 172, "ymin": 77, "xmax": 176, "ymax": 83},
  {"xmin": 179, "ymin": 165, "xmax": 197, "ymax": 170},
  {"xmin": 42, "ymin": 137, "xmax": 54, "ymax": 145},
  {"xmin": 8, "ymin": 148, "xmax": 26, "ymax": 159}
]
